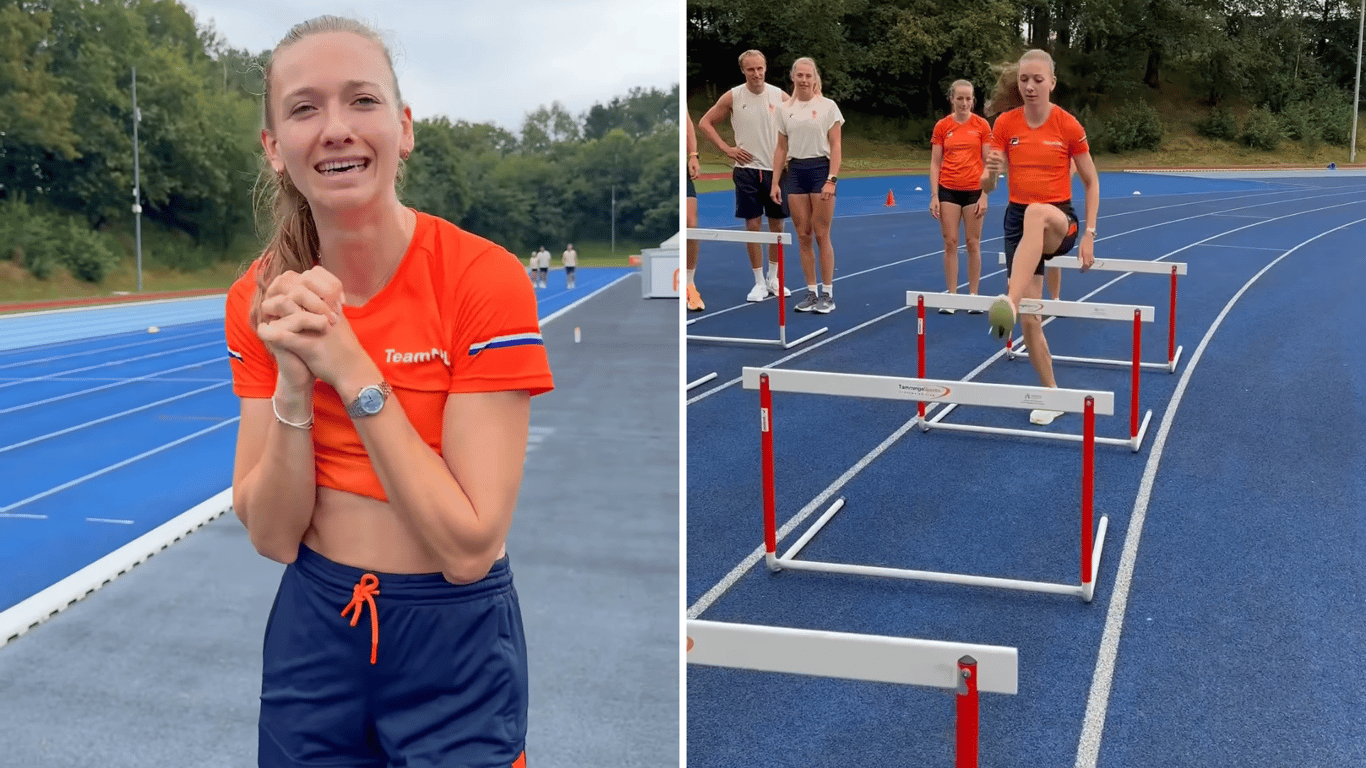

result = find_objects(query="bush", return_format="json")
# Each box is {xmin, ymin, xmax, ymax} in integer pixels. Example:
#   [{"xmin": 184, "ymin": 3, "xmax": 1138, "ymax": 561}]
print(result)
[
  {"xmin": 0, "ymin": 197, "xmax": 63, "ymax": 279},
  {"xmin": 1102, "ymin": 100, "xmax": 1164, "ymax": 153},
  {"xmin": 1241, "ymin": 107, "xmax": 1284, "ymax": 150},
  {"xmin": 1318, "ymin": 101, "xmax": 1353, "ymax": 146},
  {"xmin": 58, "ymin": 219, "xmax": 121, "ymax": 283},
  {"xmin": 1196, "ymin": 108, "xmax": 1239, "ymax": 141},
  {"xmin": 1279, "ymin": 103, "xmax": 1320, "ymax": 144}
]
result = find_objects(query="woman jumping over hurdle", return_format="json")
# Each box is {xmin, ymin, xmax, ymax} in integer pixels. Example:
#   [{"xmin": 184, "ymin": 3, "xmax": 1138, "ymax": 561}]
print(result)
[
  {"xmin": 981, "ymin": 49, "xmax": 1100, "ymax": 426},
  {"xmin": 929, "ymin": 79, "xmax": 992, "ymax": 313}
]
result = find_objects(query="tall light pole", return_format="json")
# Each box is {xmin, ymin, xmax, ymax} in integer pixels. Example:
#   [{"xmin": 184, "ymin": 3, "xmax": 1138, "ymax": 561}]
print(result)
[
  {"xmin": 131, "ymin": 66, "xmax": 143, "ymax": 292},
  {"xmin": 1352, "ymin": 0, "xmax": 1364, "ymax": 163}
]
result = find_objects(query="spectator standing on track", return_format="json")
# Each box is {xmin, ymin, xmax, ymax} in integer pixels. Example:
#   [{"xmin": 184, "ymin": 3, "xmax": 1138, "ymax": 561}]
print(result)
[
  {"xmin": 686, "ymin": 113, "xmax": 704, "ymax": 311},
  {"xmin": 224, "ymin": 15, "xmax": 551, "ymax": 768},
  {"xmin": 698, "ymin": 49, "xmax": 792, "ymax": 305},
  {"xmin": 771, "ymin": 57, "xmax": 843, "ymax": 314},
  {"xmin": 930, "ymin": 80, "xmax": 992, "ymax": 314},
  {"xmin": 981, "ymin": 48, "xmax": 1099, "ymax": 426},
  {"xmin": 562, "ymin": 242, "xmax": 577, "ymax": 289},
  {"xmin": 534, "ymin": 245, "xmax": 551, "ymax": 288}
]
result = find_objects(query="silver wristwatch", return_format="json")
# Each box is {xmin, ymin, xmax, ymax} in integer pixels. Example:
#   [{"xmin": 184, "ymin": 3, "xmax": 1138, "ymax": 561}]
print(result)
[{"xmin": 345, "ymin": 381, "xmax": 392, "ymax": 418}]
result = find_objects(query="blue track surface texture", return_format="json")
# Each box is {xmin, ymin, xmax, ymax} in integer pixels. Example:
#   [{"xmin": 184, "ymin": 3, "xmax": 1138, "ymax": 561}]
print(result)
[
  {"xmin": 0, "ymin": 267, "xmax": 634, "ymax": 615},
  {"xmin": 686, "ymin": 172, "xmax": 1366, "ymax": 767}
]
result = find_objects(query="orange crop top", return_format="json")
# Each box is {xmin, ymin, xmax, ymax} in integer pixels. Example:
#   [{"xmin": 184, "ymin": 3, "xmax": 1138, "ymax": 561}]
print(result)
[
  {"xmin": 224, "ymin": 211, "xmax": 555, "ymax": 502},
  {"xmin": 932, "ymin": 113, "xmax": 992, "ymax": 192},
  {"xmin": 990, "ymin": 106, "xmax": 1088, "ymax": 205}
]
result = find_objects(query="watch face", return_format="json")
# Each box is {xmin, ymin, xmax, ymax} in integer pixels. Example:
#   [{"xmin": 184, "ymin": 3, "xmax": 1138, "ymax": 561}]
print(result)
[{"xmin": 358, "ymin": 386, "xmax": 385, "ymax": 414}]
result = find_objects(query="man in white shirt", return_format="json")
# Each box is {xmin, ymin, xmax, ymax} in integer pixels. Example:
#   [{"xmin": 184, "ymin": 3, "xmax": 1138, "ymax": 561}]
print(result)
[
  {"xmin": 535, "ymin": 246, "xmax": 551, "ymax": 288},
  {"xmin": 698, "ymin": 49, "xmax": 791, "ymax": 304},
  {"xmin": 562, "ymin": 243, "xmax": 578, "ymax": 288}
]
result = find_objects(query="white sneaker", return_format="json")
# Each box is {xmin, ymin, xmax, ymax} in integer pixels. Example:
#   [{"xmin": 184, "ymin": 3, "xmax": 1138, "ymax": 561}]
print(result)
[
  {"xmin": 746, "ymin": 283, "xmax": 768, "ymax": 302},
  {"xmin": 766, "ymin": 276, "xmax": 792, "ymax": 297},
  {"xmin": 1030, "ymin": 409, "xmax": 1065, "ymax": 426},
  {"xmin": 938, "ymin": 307, "xmax": 956, "ymax": 315}
]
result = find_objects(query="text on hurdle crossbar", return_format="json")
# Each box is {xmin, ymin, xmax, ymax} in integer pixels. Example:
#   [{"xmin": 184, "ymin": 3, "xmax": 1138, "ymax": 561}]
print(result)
[{"xmin": 741, "ymin": 367, "xmax": 1115, "ymax": 416}]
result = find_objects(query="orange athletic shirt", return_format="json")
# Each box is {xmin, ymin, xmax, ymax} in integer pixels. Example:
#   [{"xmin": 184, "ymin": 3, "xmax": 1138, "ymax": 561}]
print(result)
[
  {"xmin": 224, "ymin": 211, "xmax": 554, "ymax": 503},
  {"xmin": 931, "ymin": 113, "xmax": 992, "ymax": 191},
  {"xmin": 990, "ymin": 106, "xmax": 1088, "ymax": 204}
]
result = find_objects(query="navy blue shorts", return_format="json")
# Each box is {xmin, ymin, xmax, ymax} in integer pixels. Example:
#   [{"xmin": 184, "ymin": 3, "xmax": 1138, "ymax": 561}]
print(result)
[
  {"xmin": 784, "ymin": 157, "xmax": 833, "ymax": 196},
  {"xmin": 258, "ymin": 545, "xmax": 528, "ymax": 768},
  {"xmin": 1003, "ymin": 201, "xmax": 1078, "ymax": 277},
  {"xmin": 687, "ymin": 176, "xmax": 697, "ymax": 198},
  {"xmin": 733, "ymin": 167, "xmax": 789, "ymax": 220}
]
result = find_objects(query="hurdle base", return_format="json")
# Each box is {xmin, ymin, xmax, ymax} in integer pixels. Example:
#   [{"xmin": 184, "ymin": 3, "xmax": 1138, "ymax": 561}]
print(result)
[
  {"xmin": 772, "ymin": 498, "xmax": 1108, "ymax": 601},
  {"xmin": 916, "ymin": 408, "xmax": 1151, "ymax": 451},
  {"xmin": 687, "ymin": 372, "xmax": 719, "ymax": 390},
  {"xmin": 686, "ymin": 326, "xmax": 829, "ymax": 349},
  {"xmin": 1166, "ymin": 346, "xmax": 1184, "ymax": 373},
  {"xmin": 1007, "ymin": 348, "xmax": 1176, "ymax": 375}
]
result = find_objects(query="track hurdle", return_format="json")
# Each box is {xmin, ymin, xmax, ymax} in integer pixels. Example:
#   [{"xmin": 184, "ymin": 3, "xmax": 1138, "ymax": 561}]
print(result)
[
  {"xmin": 743, "ymin": 367, "xmax": 1111, "ymax": 601},
  {"xmin": 685, "ymin": 228, "xmax": 828, "ymax": 349},
  {"xmin": 997, "ymin": 253, "xmax": 1187, "ymax": 373},
  {"xmin": 687, "ymin": 619, "xmax": 1019, "ymax": 768},
  {"xmin": 906, "ymin": 291, "xmax": 1154, "ymax": 452}
]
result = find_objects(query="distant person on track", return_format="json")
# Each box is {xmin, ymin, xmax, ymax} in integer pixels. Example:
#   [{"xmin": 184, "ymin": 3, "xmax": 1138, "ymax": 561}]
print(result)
[
  {"xmin": 224, "ymin": 15, "xmax": 550, "ymax": 768},
  {"xmin": 771, "ymin": 57, "xmax": 843, "ymax": 314},
  {"xmin": 562, "ymin": 242, "xmax": 578, "ymax": 289},
  {"xmin": 698, "ymin": 49, "xmax": 792, "ymax": 304},
  {"xmin": 930, "ymin": 79, "xmax": 992, "ymax": 314},
  {"xmin": 534, "ymin": 245, "xmax": 551, "ymax": 288},
  {"xmin": 981, "ymin": 48, "xmax": 1099, "ymax": 426},
  {"xmin": 686, "ymin": 113, "xmax": 704, "ymax": 311}
]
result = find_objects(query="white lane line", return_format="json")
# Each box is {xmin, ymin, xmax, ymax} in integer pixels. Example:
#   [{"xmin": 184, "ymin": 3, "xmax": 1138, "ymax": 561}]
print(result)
[
  {"xmin": 538, "ymin": 273, "xmax": 634, "ymax": 327},
  {"xmin": 0, "ymin": 381, "xmax": 231, "ymax": 454},
  {"xmin": 1072, "ymin": 215, "xmax": 1366, "ymax": 768},
  {"xmin": 0, "ymin": 327, "xmax": 220, "ymax": 370},
  {"xmin": 0, "ymin": 514, "xmax": 48, "ymax": 520},
  {"xmin": 0, "ymin": 340, "xmax": 223, "ymax": 389},
  {"xmin": 0, "ymin": 417, "xmax": 240, "ymax": 514},
  {"xmin": 0, "ymin": 358, "xmax": 225, "ymax": 415},
  {"xmin": 86, "ymin": 518, "xmax": 135, "ymax": 525}
]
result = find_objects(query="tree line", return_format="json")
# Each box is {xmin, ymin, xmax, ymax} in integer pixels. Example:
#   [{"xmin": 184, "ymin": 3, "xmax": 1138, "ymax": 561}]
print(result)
[
  {"xmin": 1, "ymin": 0, "xmax": 678, "ymax": 282},
  {"xmin": 687, "ymin": 0, "xmax": 1362, "ymax": 149}
]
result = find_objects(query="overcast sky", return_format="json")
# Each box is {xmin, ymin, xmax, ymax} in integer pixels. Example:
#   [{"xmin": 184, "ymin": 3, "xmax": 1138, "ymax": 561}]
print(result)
[{"xmin": 181, "ymin": 0, "xmax": 680, "ymax": 132}]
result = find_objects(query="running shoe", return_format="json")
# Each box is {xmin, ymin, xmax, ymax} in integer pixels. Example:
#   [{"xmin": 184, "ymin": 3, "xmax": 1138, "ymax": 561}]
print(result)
[
  {"xmin": 746, "ymin": 283, "xmax": 768, "ymax": 302},
  {"xmin": 766, "ymin": 276, "xmax": 792, "ymax": 297},
  {"xmin": 1030, "ymin": 409, "xmax": 1065, "ymax": 426},
  {"xmin": 987, "ymin": 295, "xmax": 1015, "ymax": 338},
  {"xmin": 814, "ymin": 295, "xmax": 835, "ymax": 314},
  {"xmin": 687, "ymin": 284, "xmax": 705, "ymax": 312},
  {"xmin": 794, "ymin": 291, "xmax": 820, "ymax": 312},
  {"xmin": 938, "ymin": 306, "xmax": 956, "ymax": 315}
]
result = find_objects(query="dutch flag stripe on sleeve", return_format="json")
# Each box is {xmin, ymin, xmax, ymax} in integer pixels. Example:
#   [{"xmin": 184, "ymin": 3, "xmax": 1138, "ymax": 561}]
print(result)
[
  {"xmin": 227, "ymin": 346, "xmax": 244, "ymax": 363},
  {"xmin": 468, "ymin": 331, "xmax": 544, "ymax": 356}
]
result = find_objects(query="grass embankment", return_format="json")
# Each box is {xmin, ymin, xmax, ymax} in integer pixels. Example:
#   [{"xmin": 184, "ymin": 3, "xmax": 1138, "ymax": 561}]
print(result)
[{"xmin": 687, "ymin": 90, "xmax": 1365, "ymax": 193}]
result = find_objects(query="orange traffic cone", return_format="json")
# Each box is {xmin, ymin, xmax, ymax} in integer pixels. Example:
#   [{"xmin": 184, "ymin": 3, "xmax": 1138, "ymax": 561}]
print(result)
[{"xmin": 885, "ymin": 189, "xmax": 896, "ymax": 207}]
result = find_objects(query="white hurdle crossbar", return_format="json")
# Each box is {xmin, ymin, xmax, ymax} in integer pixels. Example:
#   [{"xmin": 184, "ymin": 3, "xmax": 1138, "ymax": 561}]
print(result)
[
  {"xmin": 687, "ymin": 619, "xmax": 1018, "ymax": 767},
  {"xmin": 907, "ymin": 292, "xmax": 1153, "ymax": 452},
  {"xmin": 684, "ymin": 228, "xmax": 828, "ymax": 349},
  {"xmin": 743, "ymin": 367, "xmax": 1111, "ymax": 602},
  {"xmin": 998, "ymin": 252, "xmax": 1187, "ymax": 373},
  {"xmin": 686, "ymin": 372, "xmax": 719, "ymax": 390}
]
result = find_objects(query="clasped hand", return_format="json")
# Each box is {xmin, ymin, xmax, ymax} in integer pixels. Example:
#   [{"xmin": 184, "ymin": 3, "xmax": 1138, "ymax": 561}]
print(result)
[{"xmin": 256, "ymin": 266, "xmax": 366, "ymax": 391}]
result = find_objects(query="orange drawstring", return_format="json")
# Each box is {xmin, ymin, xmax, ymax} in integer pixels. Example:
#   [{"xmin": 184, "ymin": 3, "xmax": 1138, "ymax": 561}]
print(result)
[{"xmin": 341, "ymin": 573, "xmax": 381, "ymax": 665}]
